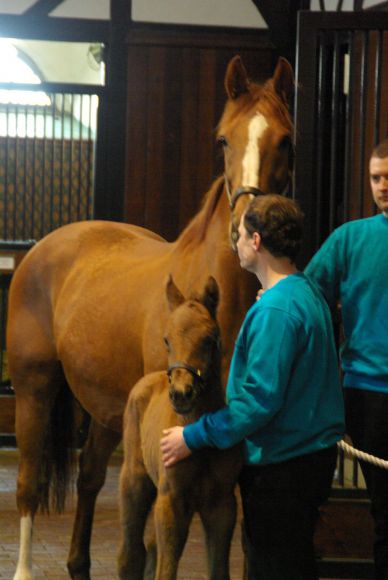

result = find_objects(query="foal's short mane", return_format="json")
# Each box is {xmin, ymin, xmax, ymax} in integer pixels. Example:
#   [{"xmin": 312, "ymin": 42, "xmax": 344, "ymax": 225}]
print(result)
[{"xmin": 177, "ymin": 176, "xmax": 225, "ymax": 249}]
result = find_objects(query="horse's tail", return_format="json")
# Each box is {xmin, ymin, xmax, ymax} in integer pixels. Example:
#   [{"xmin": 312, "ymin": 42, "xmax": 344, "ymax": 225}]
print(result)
[{"xmin": 38, "ymin": 380, "xmax": 78, "ymax": 514}]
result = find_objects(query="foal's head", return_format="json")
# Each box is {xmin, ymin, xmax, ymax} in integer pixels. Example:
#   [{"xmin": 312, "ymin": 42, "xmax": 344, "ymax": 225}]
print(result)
[
  {"xmin": 164, "ymin": 276, "xmax": 221, "ymax": 416},
  {"xmin": 218, "ymin": 55, "xmax": 294, "ymax": 247}
]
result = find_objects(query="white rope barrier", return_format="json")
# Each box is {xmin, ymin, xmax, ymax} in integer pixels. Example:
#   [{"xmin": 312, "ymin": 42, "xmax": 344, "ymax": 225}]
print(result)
[{"xmin": 337, "ymin": 439, "xmax": 388, "ymax": 470}]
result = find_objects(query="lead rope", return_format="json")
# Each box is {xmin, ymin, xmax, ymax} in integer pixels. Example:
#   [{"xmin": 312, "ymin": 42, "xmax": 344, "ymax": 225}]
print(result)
[{"xmin": 337, "ymin": 439, "xmax": 388, "ymax": 470}]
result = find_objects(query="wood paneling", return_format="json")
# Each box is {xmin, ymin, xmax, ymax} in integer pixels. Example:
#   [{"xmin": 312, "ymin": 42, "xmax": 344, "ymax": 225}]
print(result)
[{"xmin": 123, "ymin": 27, "xmax": 274, "ymax": 240}]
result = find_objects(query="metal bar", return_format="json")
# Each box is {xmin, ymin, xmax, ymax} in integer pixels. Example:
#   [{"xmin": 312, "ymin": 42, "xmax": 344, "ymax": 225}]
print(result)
[
  {"xmin": 21, "ymin": 106, "xmax": 28, "ymax": 239},
  {"xmin": 329, "ymin": 32, "xmax": 341, "ymax": 232},
  {"xmin": 4, "ymin": 104, "xmax": 9, "ymax": 240},
  {"xmin": 87, "ymin": 95, "xmax": 94, "ymax": 219},
  {"xmin": 374, "ymin": 29, "xmax": 382, "ymax": 146},
  {"xmin": 59, "ymin": 94, "xmax": 65, "ymax": 226},
  {"xmin": 358, "ymin": 30, "xmax": 368, "ymax": 219},
  {"xmin": 68, "ymin": 94, "xmax": 74, "ymax": 222},
  {"xmin": 316, "ymin": 33, "xmax": 327, "ymax": 246},
  {"xmin": 40, "ymin": 93, "xmax": 48, "ymax": 238},
  {"xmin": 31, "ymin": 105, "xmax": 38, "ymax": 238},
  {"xmin": 343, "ymin": 31, "xmax": 354, "ymax": 223},
  {"xmin": 49, "ymin": 94, "xmax": 57, "ymax": 230},
  {"xmin": 76, "ymin": 94, "xmax": 83, "ymax": 220},
  {"xmin": 0, "ymin": 82, "xmax": 104, "ymax": 95}
]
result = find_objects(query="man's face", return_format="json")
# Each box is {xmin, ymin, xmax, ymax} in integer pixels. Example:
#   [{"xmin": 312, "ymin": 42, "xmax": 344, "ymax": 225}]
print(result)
[
  {"xmin": 370, "ymin": 155, "xmax": 388, "ymax": 216},
  {"xmin": 236, "ymin": 217, "xmax": 256, "ymax": 272}
]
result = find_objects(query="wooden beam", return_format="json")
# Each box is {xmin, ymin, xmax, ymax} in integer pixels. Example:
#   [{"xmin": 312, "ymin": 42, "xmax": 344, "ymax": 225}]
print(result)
[
  {"xmin": 249, "ymin": 0, "xmax": 310, "ymax": 65},
  {"xmin": 24, "ymin": 0, "xmax": 64, "ymax": 17}
]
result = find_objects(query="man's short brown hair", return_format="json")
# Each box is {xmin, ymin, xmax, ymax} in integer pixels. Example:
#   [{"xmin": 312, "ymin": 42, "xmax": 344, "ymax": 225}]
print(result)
[
  {"xmin": 371, "ymin": 139, "xmax": 388, "ymax": 160},
  {"xmin": 243, "ymin": 194, "xmax": 304, "ymax": 262}
]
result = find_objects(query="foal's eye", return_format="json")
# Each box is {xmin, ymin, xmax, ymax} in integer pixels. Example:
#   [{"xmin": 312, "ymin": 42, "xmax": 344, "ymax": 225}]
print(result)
[
  {"xmin": 217, "ymin": 135, "xmax": 228, "ymax": 148},
  {"xmin": 163, "ymin": 337, "xmax": 170, "ymax": 352}
]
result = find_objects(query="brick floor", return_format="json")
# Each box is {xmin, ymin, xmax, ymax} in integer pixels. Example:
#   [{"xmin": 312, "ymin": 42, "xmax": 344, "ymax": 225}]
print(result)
[
  {"xmin": 0, "ymin": 449, "xmax": 372, "ymax": 579},
  {"xmin": 0, "ymin": 449, "xmax": 244, "ymax": 579}
]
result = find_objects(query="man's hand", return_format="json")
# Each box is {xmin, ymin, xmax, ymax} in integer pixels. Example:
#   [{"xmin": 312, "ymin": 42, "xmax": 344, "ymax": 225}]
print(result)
[{"xmin": 160, "ymin": 427, "xmax": 192, "ymax": 467}]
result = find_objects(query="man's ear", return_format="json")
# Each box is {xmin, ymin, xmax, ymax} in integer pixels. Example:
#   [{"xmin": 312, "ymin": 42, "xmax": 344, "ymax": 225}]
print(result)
[{"xmin": 252, "ymin": 232, "xmax": 261, "ymax": 251}]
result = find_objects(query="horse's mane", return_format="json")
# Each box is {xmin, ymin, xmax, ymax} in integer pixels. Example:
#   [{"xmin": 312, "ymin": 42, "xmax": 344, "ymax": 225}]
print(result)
[{"xmin": 177, "ymin": 176, "xmax": 225, "ymax": 249}]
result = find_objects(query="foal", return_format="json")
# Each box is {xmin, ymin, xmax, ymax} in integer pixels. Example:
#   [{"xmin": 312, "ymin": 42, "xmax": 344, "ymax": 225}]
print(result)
[{"xmin": 118, "ymin": 276, "xmax": 243, "ymax": 580}]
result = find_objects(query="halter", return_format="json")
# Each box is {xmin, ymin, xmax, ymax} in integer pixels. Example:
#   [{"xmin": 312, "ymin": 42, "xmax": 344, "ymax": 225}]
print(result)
[
  {"xmin": 224, "ymin": 173, "xmax": 266, "ymax": 210},
  {"xmin": 167, "ymin": 362, "xmax": 205, "ymax": 384}
]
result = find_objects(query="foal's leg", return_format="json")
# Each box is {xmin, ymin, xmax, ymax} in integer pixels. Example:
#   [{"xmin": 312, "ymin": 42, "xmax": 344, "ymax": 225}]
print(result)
[
  {"xmin": 67, "ymin": 419, "xmax": 121, "ymax": 580},
  {"xmin": 118, "ymin": 465, "xmax": 156, "ymax": 579},
  {"xmin": 200, "ymin": 491, "xmax": 237, "ymax": 580},
  {"xmin": 153, "ymin": 491, "xmax": 193, "ymax": 580}
]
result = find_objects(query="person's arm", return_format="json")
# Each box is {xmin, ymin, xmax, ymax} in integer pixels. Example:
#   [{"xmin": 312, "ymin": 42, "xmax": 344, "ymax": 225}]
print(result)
[
  {"xmin": 304, "ymin": 230, "xmax": 342, "ymax": 309},
  {"xmin": 161, "ymin": 306, "xmax": 299, "ymax": 465}
]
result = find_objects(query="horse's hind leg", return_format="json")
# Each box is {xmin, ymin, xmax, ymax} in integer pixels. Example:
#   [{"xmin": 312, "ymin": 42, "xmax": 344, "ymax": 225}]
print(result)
[
  {"xmin": 67, "ymin": 418, "xmax": 121, "ymax": 580},
  {"xmin": 13, "ymin": 363, "xmax": 71, "ymax": 580}
]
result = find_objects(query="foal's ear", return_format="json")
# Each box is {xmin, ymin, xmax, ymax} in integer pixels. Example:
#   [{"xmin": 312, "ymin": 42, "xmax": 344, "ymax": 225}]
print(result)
[
  {"xmin": 225, "ymin": 55, "xmax": 250, "ymax": 100},
  {"xmin": 271, "ymin": 57, "xmax": 294, "ymax": 104},
  {"xmin": 166, "ymin": 274, "xmax": 185, "ymax": 311},
  {"xmin": 202, "ymin": 276, "xmax": 219, "ymax": 319}
]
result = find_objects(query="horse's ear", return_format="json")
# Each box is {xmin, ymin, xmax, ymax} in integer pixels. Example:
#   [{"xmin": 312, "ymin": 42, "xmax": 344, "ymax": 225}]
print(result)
[
  {"xmin": 165, "ymin": 275, "xmax": 185, "ymax": 312},
  {"xmin": 271, "ymin": 57, "xmax": 294, "ymax": 104},
  {"xmin": 225, "ymin": 55, "xmax": 250, "ymax": 100},
  {"xmin": 201, "ymin": 276, "xmax": 219, "ymax": 319}
]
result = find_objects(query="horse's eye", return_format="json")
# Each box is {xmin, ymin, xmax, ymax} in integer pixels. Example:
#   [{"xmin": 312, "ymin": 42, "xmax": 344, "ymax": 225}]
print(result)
[
  {"xmin": 279, "ymin": 136, "xmax": 294, "ymax": 168},
  {"xmin": 163, "ymin": 336, "xmax": 170, "ymax": 352},
  {"xmin": 217, "ymin": 135, "xmax": 228, "ymax": 148}
]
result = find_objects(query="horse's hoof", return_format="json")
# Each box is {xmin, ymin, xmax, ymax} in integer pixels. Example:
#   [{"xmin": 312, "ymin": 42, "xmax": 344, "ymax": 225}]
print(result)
[{"xmin": 13, "ymin": 572, "xmax": 33, "ymax": 580}]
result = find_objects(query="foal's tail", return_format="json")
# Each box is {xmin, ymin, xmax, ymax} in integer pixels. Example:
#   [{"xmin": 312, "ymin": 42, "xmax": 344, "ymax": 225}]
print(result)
[{"xmin": 38, "ymin": 380, "xmax": 78, "ymax": 514}]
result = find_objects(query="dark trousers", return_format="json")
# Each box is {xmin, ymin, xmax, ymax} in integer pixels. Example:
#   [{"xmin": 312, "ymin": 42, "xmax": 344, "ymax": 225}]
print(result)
[
  {"xmin": 345, "ymin": 388, "xmax": 388, "ymax": 580},
  {"xmin": 239, "ymin": 445, "xmax": 337, "ymax": 580}
]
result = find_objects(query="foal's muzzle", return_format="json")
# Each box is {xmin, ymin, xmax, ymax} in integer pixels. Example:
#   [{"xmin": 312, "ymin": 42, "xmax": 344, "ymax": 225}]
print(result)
[{"xmin": 167, "ymin": 362, "xmax": 205, "ymax": 414}]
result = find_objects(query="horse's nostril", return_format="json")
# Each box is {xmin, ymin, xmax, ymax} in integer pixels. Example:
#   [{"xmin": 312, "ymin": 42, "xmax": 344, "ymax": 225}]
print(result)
[{"xmin": 169, "ymin": 386, "xmax": 195, "ymax": 406}]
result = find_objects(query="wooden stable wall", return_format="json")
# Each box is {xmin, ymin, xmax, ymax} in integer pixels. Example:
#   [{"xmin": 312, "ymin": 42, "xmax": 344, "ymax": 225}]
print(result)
[{"xmin": 123, "ymin": 26, "xmax": 275, "ymax": 241}]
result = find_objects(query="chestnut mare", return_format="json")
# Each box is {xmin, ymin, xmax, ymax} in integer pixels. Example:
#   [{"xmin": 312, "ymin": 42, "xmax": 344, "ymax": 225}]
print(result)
[
  {"xmin": 118, "ymin": 275, "xmax": 243, "ymax": 579},
  {"xmin": 8, "ymin": 55, "xmax": 294, "ymax": 580}
]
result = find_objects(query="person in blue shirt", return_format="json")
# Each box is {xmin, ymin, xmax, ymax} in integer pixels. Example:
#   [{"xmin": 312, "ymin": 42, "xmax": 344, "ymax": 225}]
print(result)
[
  {"xmin": 161, "ymin": 193, "xmax": 345, "ymax": 580},
  {"xmin": 304, "ymin": 139, "xmax": 388, "ymax": 580}
]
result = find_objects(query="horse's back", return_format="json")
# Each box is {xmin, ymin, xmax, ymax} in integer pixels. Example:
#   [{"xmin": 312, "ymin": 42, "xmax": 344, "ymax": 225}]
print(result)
[{"xmin": 6, "ymin": 221, "xmax": 171, "ymax": 427}]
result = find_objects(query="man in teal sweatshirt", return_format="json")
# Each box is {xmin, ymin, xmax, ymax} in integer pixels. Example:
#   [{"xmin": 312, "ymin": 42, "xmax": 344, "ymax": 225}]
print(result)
[
  {"xmin": 161, "ymin": 194, "xmax": 345, "ymax": 580},
  {"xmin": 304, "ymin": 139, "xmax": 388, "ymax": 580}
]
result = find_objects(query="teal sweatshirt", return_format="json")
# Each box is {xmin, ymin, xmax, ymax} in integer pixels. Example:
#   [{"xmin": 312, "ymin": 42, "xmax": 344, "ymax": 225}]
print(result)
[
  {"xmin": 183, "ymin": 273, "xmax": 345, "ymax": 466},
  {"xmin": 305, "ymin": 214, "xmax": 388, "ymax": 392}
]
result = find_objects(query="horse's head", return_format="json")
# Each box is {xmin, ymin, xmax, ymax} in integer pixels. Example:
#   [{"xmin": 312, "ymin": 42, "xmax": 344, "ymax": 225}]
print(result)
[
  {"xmin": 163, "ymin": 275, "xmax": 221, "ymax": 416},
  {"xmin": 218, "ymin": 55, "xmax": 294, "ymax": 248}
]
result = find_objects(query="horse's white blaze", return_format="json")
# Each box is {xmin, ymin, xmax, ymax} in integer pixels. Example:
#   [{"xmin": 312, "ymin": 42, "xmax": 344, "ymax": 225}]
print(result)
[
  {"xmin": 13, "ymin": 515, "xmax": 33, "ymax": 580},
  {"xmin": 242, "ymin": 113, "xmax": 268, "ymax": 189}
]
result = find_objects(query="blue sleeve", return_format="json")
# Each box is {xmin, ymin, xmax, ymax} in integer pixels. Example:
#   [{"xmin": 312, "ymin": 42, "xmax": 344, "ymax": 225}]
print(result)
[
  {"xmin": 183, "ymin": 307, "xmax": 299, "ymax": 450},
  {"xmin": 304, "ymin": 230, "xmax": 341, "ymax": 309}
]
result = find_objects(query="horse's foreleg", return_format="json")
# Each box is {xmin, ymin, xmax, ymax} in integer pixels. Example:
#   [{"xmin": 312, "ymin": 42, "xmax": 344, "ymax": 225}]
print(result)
[
  {"xmin": 67, "ymin": 419, "xmax": 121, "ymax": 580},
  {"xmin": 153, "ymin": 493, "xmax": 193, "ymax": 580},
  {"xmin": 200, "ymin": 492, "xmax": 237, "ymax": 580}
]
